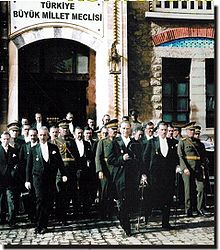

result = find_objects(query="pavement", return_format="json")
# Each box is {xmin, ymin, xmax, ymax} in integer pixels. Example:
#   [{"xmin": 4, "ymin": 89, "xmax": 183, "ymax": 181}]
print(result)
[{"xmin": 0, "ymin": 204, "xmax": 215, "ymax": 248}]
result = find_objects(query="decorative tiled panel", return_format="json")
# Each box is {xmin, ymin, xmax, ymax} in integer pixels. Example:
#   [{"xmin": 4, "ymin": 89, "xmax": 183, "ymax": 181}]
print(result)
[{"xmin": 160, "ymin": 38, "xmax": 214, "ymax": 48}]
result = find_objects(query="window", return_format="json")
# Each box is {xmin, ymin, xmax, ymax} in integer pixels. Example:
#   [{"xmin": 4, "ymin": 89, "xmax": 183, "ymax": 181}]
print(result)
[
  {"xmin": 182, "ymin": 1, "xmax": 187, "ymax": 9},
  {"xmin": 20, "ymin": 39, "xmax": 89, "ymax": 74},
  {"xmin": 165, "ymin": 1, "xmax": 170, "ymax": 8},
  {"xmin": 173, "ymin": 1, "xmax": 178, "ymax": 8},
  {"xmin": 198, "ymin": 1, "xmax": 203, "ymax": 9},
  {"xmin": 190, "ymin": 1, "xmax": 194, "ymax": 9},
  {"xmin": 162, "ymin": 58, "xmax": 191, "ymax": 123},
  {"xmin": 156, "ymin": 1, "xmax": 161, "ymax": 8},
  {"xmin": 206, "ymin": 1, "xmax": 212, "ymax": 10},
  {"xmin": 206, "ymin": 59, "xmax": 215, "ymax": 128}
]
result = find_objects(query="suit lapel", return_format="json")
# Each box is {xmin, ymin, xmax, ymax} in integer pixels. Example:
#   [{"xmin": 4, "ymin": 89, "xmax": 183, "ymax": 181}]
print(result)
[
  {"xmin": 36, "ymin": 144, "xmax": 44, "ymax": 166},
  {"xmin": 0, "ymin": 146, "xmax": 6, "ymax": 162},
  {"xmin": 154, "ymin": 137, "xmax": 160, "ymax": 154},
  {"xmin": 117, "ymin": 137, "xmax": 125, "ymax": 149}
]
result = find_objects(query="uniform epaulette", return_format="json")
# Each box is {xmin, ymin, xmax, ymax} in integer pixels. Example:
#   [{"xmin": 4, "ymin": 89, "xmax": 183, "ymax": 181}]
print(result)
[{"xmin": 181, "ymin": 137, "xmax": 187, "ymax": 141}]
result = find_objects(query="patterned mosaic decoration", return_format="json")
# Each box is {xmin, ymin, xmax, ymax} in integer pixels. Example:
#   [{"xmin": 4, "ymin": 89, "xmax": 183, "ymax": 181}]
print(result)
[{"xmin": 160, "ymin": 38, "xmax": 214, "ymax": 48}]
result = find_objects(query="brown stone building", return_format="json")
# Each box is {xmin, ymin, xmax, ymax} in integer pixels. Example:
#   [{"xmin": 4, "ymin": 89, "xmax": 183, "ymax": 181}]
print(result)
[{"xmin": 0, "ymin": 0, "xmax": 215, "ymax": 136}]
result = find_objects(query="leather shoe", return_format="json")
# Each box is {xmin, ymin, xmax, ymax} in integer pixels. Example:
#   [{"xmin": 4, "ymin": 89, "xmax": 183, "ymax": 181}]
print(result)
[
  {"xmin": 34, "ymin": 227, "xmax": 41, "ymax": 234},
  {"xmin": 162, "ymin": 224, "xmax": 174, "ymax": 230},
  {"xmin": 40, "ymin": 228, "xmax": 48, "ymax": 234},
  {"xmin": 8, "ymin": 221, "xmax": 16, "ymax": 227},
  {"xmin": 197, "ymin": 210, "xmax": 206, "ymax": 217},
  {"xmin": 124, "ymin": 228, "xmax": 131, "ymax": 236},
  {"xmin": 186, "ymin": 211, "xmax": 193, "ymax": 217},
  {"xmin": 145, "ymin": 216, "xmax": 149, "ymax": 225}
]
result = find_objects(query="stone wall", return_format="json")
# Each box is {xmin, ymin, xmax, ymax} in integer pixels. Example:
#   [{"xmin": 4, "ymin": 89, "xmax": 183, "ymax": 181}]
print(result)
[{"xmin": 127, "ymin": 1, "xmax": 214, "ymax": 124}]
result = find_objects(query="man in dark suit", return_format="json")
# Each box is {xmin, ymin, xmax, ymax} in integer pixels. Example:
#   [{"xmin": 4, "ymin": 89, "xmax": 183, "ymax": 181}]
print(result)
[
  {"xmin": 73, "ymin": 126, "xmax": 93, "ymax": 217},
  {"xmin": 25, "ymin": 126, "xmax": 67, "ymax": 234},
  {"xmin": 108, "ymin": 121, "xmax": 142, "ymax": 236},
  {"xmin": 142, "ymin": 121, "xmax": 179, "ymax": 230},
  {"xmin": 31, "ymin": 113, "xmax": 49, "ymax": 132},
  {"xmin": 0, "ymin": 131, "xmax": 19, "ymax": 226},
  {"xmin": 19, "ymin": 128, "xmax": 38, "ymax": 222}
]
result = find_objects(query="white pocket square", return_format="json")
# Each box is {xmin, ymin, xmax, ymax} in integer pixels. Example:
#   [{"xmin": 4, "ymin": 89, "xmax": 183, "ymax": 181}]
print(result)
[
  {"xmin": 52, "ymin": 151, "xmax": 57, "ymax": 154},
  {"xmin": 12, "ymin": 154, "xmax": 17, "ymax": 157}
]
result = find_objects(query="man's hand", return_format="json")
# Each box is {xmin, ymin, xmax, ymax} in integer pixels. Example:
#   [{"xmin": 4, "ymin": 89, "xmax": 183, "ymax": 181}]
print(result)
[
  {"xmin": 184, "ymin": 168, "xmax": 190, "ymax": 176},
  {"xmin": 140, "ymin": 174, "xmax": 148, "ymax": 185},
  {"xmin": 123, "ymin": 153, "xmax": 131, "ymax": 161},
  {"xmin": 25, "ymin": 182, "xmax": 31, "ymax": 190},
  {"xmin": 98, "ymin": 171, "xmax": 104, "ymax": 180},
  {"xmin": 62, "ymin": 176, "xmax": 67, "ymax": 182}
]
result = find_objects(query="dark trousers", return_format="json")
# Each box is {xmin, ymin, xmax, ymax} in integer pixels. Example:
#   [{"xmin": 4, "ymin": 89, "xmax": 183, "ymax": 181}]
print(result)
[
  {"xmin": 99, "ymin": 177, "xmax": 116, "ymax": 218},
  {"xmin": 78, "ymin": 168, "xmax": 92, "ymax": 214},
  {"xmin": 22, "ymin": 190, "xmax": 36, "ymax": 221},
  {"xmin": 0, "ymin": 188, "xmax": 16, "ymax": 223},
  {"xmin": 55, "ymin": 181, "xmax": 68, "ymax": 222},
  {"xmin": 116, "ymin": 190, "xmax": 130, "ymax": 233},
  {"xmin": 33, "ymin": 177, "xmax": 55, "ymax": 230}
]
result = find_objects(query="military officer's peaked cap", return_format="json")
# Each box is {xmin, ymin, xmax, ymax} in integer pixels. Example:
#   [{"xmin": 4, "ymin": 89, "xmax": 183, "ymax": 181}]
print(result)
[
  {"xmin": 172, "ymin": 121, "xmax": 187, "ymax": 129},
  {"xmin": 105, "ymin": 119, "xmax": 119, "ymax": 129},
  {"xmin": 7, "ymin": 121, "xmax": 20, "ymax": 131},
  {"xmin": 194, "ymin": 125, "xmax": 201, "ymax": 134},
  {"xmin": 122, "ymin": 115, "xmax": 130, "ymax": 121},
  {"xmin": 184, "ymin": 121, "xmax": 196, "ymax": 130},
  {"xmin": 57, "ymin": 119, "xmax": 70, "ymax": 129}
]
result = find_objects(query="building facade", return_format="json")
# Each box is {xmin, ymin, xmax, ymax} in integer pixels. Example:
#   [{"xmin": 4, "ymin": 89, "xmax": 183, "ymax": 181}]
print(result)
[{"xmin": 0, "ymin": 0, "xmax": 215, "ymax": 136}]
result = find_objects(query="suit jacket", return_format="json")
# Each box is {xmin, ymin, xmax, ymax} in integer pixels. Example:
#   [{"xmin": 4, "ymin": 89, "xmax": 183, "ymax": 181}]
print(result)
[
  {"xmin": 72, "ymin": 139, "xmax": 92, "ymax": 170},
  {"xmin": 26, "ymin": 142, "xmax": 66, "ymax": 190},
  {"xmin": 31, "ymin": 121, "xmax": 49, "ymax": 130},
  {"xmin": 10, "ymin": 137, "xmax": 25, "ymax": 152},
  {"xmin": 142, "ymin": 136, "xmax": 178, "ymax": 205},
  {"xmin": 108, "ymin": 136, "xmax": 142, "ymax": 193},
  {"xmin": 95, "ymin": 137, "xmax": 114, "ymax": 177},
  {"xmin": 19, "ymin": 142, "xmax": 33, "ymax": 184},
  {"xmin": 0, "ymin": 145, "xmax": 19, "ymax": 188}
]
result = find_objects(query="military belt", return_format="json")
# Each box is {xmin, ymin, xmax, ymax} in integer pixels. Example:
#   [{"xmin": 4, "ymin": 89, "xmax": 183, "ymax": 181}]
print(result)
[
  {"xmin": 185, "ymin": 156, "xmax": 200, "ymax": 160},
  {"xmin": 63, "ymin": 158, "xmax": 75, "ymax": 162}
]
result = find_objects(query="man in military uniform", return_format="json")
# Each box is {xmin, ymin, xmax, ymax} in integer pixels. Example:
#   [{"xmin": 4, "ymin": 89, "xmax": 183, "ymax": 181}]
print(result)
[
  {"xmin": 95, "ymin": 119, "xmax": 118, "ymax": 219},
  {"xmin": 51, "ymin": 120, "xmax": 78, "ymax": 224},
  {"xmin": 178, "ymin": 122, "xmax": 206, "ymax": 217},
  {"xmin": 7, "ymin": 121, "xmax": 25, "ymax": 216}
]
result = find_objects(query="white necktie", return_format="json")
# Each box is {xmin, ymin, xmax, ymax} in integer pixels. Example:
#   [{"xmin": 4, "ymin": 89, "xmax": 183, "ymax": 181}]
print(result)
[
  {"xmin": 41, "ymin": 143, "xmax": 49, "ymax": 162},
  {"xmin": 160, "ymin": 137, "xmax": 168, "ymax": 157}
]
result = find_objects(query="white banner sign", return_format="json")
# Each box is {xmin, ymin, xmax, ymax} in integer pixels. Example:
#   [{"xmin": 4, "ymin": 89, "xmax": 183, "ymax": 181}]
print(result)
[{"xmin": 10, "ymin": 0, "xmax": 104, "ymax": 36}]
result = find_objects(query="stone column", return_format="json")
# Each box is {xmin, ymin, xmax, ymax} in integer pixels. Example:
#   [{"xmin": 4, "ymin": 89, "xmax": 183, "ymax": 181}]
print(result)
[
  {"xmin": 190, "ymin": 58, "xmax": 206, "ymax": 129},
  {"xmin": 8, "ymin": 41, "xmax": 19, "ymax": 123}
]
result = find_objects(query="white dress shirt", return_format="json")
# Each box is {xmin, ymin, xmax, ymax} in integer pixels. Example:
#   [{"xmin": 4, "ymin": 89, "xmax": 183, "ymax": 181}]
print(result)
[
  {"xmin": 159, "ymin": 136, "xmax": 168, "ymax": 157},
  {"xmin": 69, "ymin": 123, "xmax": 74, "ymax": 135},
  {"xmin": 3, "ymin": 145, "xmax": 8, "ymax": 153},
  {"xmin": 36, "ymin": 122, "xmax": 42, "ymax": 132},
  {"xmin": 75, "ymin": 139, "xmax": 84, "ymax": 157},
  {"xmin": 40, "ymin": 142, "xmax": 49, "ymax": 162},
  {"xmin": 31, "ymin": 142, "xmax": 38, "ymax": 147},
  {"xmin": 121, "ymin": 136, "xmax": 131, "ymax": 147}
]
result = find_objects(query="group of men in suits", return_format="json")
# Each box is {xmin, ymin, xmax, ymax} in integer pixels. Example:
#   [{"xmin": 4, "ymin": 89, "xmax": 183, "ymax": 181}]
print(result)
[
  {"xmin": 95, "ymin": 118, "xmax": 209, "ymax": 236},
  {"xmin": 0, "ymin": 111, "xmax": 209, "ymax": 237}
]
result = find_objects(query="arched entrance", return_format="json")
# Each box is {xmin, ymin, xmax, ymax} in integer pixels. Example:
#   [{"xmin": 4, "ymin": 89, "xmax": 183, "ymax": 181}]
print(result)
[{"xmin": 18, "ymin": 38, "xmax": 93, "ymax": 126}]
